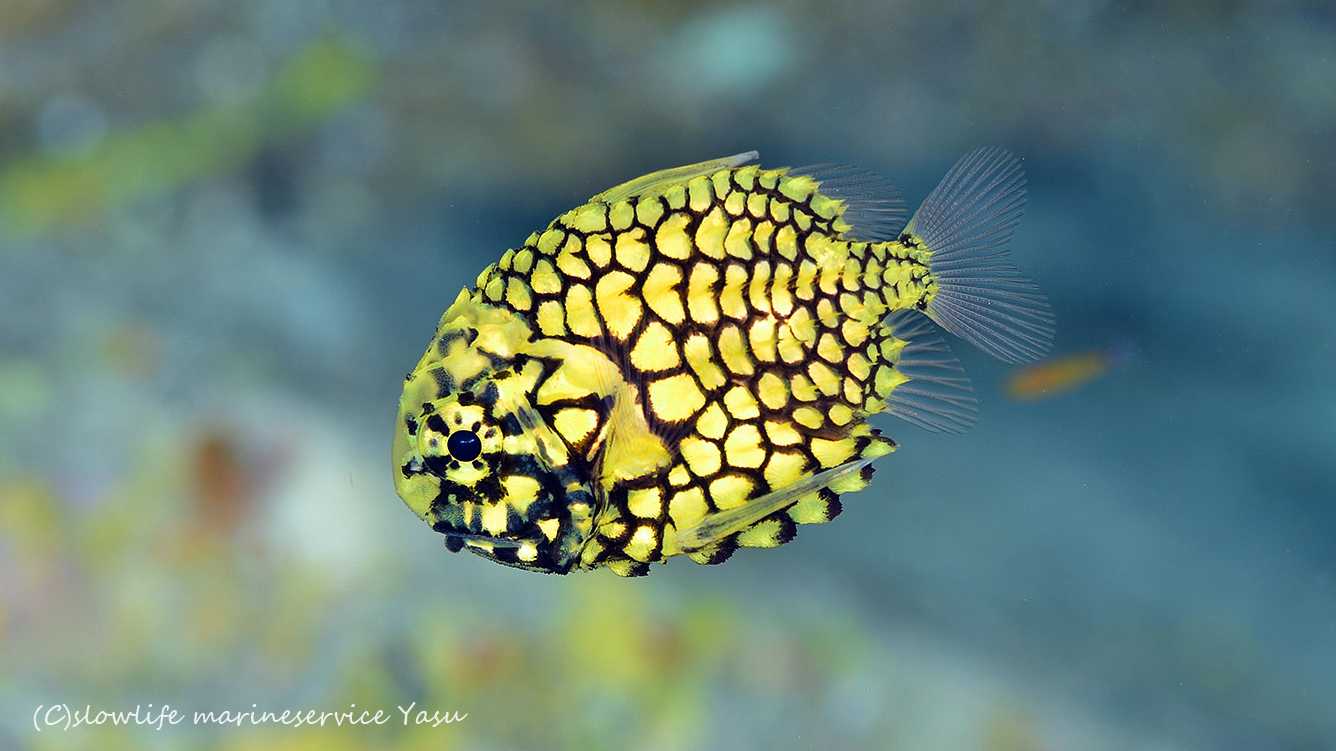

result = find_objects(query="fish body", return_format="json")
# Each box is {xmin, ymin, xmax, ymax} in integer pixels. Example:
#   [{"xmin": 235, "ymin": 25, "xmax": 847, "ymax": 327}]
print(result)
[{"xmin": 394, "ymin": 149, "xmax": 1054, "ymax": 576}]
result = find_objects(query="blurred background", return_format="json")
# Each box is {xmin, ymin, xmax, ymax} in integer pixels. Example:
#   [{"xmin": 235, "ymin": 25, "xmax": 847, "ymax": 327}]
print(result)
[{"xmin": 1, "ymin": 0, "xmax": 1334, "ymax": 749}]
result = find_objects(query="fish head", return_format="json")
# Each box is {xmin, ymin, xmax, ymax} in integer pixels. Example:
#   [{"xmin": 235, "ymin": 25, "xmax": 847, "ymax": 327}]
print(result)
[{"xmin": 395, "ymin": 356, "xmax": 597, "ymax": 575}]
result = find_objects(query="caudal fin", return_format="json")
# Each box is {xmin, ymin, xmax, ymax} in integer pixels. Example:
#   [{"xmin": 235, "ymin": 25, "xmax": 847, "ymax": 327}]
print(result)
[{"xmin": 907, "ymin": 148, "xmax": 1055, "ymax": 363}]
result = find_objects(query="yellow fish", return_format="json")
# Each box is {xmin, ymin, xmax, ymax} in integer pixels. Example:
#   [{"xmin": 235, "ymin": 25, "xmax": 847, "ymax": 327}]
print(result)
[
  {"xmin": 1004, "ymin": 343, "xmax": 1129, "ymax": 401},
  {"xmin": 394, "ymin": 149, "xmax": 1054, "ymax": 576}
]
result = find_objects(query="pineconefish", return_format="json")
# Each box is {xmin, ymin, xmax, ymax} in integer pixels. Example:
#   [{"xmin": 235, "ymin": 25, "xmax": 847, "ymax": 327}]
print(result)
[{"xmin": 393, "ymin": 149, "xmax": 1055, "ymax": 576}]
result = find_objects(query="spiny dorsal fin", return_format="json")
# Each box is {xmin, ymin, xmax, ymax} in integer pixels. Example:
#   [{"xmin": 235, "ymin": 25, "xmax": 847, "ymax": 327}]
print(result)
[{"xmin": 593, "ymin": 152, "xmax": 759, "ymax": 204}]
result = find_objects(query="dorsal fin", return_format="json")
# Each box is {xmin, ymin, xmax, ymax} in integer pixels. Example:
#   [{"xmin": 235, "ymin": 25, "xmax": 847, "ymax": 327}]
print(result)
[
  {"xmin": 593, "ymin": 152, "xmax": 759, "ymax": 204},
  {"xmin": 788, "ymin": 163, "xmax": 908, "ymax": 241}
]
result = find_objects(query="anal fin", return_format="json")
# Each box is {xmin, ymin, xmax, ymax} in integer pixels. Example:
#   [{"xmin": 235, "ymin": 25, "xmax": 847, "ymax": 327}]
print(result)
[{"xmin": 875, "ymin": 309, "xmax": 979, "ymax": 434}]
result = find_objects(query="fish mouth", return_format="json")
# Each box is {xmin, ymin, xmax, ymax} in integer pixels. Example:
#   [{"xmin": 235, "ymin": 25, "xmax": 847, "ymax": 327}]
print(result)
[{"xmin": 437, "ymin": 528, "xmax": 573, "ymax": 574}]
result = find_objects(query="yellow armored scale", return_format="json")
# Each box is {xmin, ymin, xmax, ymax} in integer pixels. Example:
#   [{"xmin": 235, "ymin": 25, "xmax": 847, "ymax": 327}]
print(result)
[{"xmin": 393, "ymin": 149, "xmax": 1054, "ymax": 576}]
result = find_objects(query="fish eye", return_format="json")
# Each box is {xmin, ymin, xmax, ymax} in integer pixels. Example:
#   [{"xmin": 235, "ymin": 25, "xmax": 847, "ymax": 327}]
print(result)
[{"xmin": 446, "ymin": 430, "xmax": 482, "ymax": 461}]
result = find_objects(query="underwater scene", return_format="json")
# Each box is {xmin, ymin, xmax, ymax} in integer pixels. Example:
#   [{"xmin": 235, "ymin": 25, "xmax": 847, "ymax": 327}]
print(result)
[{"xmin": 1, "ymin": 1, "xmax": 1333, "ymax": 750}]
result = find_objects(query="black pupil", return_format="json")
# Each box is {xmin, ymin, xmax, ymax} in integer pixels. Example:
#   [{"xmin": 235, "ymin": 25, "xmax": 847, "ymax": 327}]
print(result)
[{"xmin": 446, "ymin": 430, "xmax": 482, "ymax": 461}]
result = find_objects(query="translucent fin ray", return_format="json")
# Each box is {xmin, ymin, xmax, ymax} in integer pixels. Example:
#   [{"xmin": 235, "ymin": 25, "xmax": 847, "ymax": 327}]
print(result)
[
  {"xmin": 789, "ymin": 164, "xmax": 908, "ymax": 241},
  {"xmin": 593, "ymin": 152, "xmax": 759, "ymax": 204},
  {"xmin": 882, "ymin": 310, "xmax": 978, "ymax": 434},
  {"xmin": 908, "ymin": 148, "xmax": 1055, "ymax": 363},
  {"xmin": 672, "ymin": 457, "xmax": 876, "ymax": 553}
]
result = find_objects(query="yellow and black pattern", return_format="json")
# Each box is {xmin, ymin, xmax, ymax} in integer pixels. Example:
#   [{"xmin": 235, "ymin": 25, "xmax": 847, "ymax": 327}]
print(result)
[{"xmin": 394, "ymin": 149, "xmax": 1055, "ymax": 576}]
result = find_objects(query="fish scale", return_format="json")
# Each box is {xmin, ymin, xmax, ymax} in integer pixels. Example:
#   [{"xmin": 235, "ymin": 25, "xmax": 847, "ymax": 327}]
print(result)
[
  {"xmin": 483, "ymin": 168, "xmax": 917, "ymax": 571},
  {"xmin": 394, "ymin": 150, "xmax": 1055, "ymax": 575}
]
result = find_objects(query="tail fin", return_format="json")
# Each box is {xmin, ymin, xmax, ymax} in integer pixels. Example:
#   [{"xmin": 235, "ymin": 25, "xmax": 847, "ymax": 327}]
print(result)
[{"xmin": 907, "ymin": 149, "xmax": 1055, "ymax": 363}]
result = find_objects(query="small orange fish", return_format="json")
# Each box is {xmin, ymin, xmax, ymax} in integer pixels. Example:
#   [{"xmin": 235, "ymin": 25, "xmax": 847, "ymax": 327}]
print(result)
[{"xmin": 1004, "ymin": 343, "xmax": 1130, "ymax": 401}]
